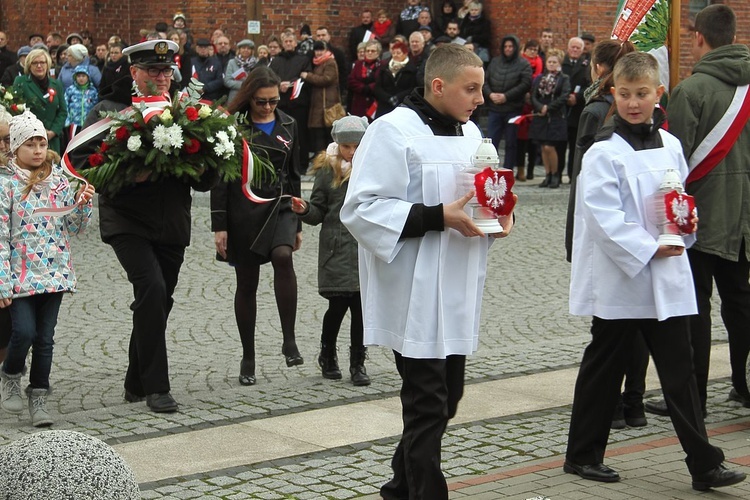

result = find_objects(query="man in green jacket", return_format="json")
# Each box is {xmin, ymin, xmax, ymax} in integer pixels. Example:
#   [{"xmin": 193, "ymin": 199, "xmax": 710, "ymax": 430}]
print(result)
[{"xmin": 645, "ymin": 4, "xmax": 750, "ymax": 417}]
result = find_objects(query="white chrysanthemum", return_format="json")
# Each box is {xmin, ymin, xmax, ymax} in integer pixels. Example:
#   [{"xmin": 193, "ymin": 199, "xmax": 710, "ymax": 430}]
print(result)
[
  {"xmin": 227, "ymin": 126, "xmax": 237, "ymax": 139},
  {"xmin": 152, "ymin": 124, "xmax": 172, "ymax": 152},
  {"xmin": 198, "ymin": 106, "xmax": 212, "ymax": 118},
  {"xmin": 215, "ymin": 131, "xmax": 229, "ymax": 143},
  {"xmin": 126, "ymin": 135, "xmax": 142, "ymax": 152},
  {"xmin": 166, "ymin": 124, "xmax": 184, "ymax": 149}
]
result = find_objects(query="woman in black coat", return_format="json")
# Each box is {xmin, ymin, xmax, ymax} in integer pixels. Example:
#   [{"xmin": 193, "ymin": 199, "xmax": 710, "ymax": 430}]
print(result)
[
  {"xmin": 529, "ymin": 49, "xmax": 570, "ymax": 188},
  {"xmin": 372, "ymin": 41, "xmax": 418, "ymax": 119},
  {"xmin": 211, "ymin": 66, "xmax": 303, "ymax": 386}
]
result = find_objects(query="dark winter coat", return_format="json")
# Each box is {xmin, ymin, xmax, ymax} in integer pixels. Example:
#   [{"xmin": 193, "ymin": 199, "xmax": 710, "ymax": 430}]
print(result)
[
  {"xmin": 210, "ymin": 108, "xmax": 302, "ymax": 265},
  {"xmin": 269, "ymin": 50, "xmax": 313, "ymax": 109},
  {"xmin": 299, "ymin": 167, "xmax": 359, "ymax": 296},
  {"xmin": 459, "ymin": 14, "xmax": 491, "ymax": 48},
  {"xmin": 482, "ymin": 35, "xmax": 532, "ymax": 114},
  {"xmin": 562, "ymin": 55, "xmax": 591, "ymax": 128},
  {"xmin": 373, "ymin": 59, "xmax": 418, "ymax": 118},
  {"xmin": 190, "ymin": 55, "xmax": 225, "ymax": 101},
  {"xmin": 75, "ymin": 99, "xmax": 218, "ymax": 247},
  {"xmin": 529, "ymin": 72, "xmax": 570, "ymax": 143},
  {"xmin": 565, "ymin": 93, "xmax": 614, "ymax": 261}
]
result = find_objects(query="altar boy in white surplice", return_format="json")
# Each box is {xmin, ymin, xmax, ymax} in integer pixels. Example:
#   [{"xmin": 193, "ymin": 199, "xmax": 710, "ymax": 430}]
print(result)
[
  {"xmin": 564, "ymin": 51, "xmax": 745, "ymax": 491},
  {"xmin": 341, "ymin": 44, "xmax": 516, "ymax": 500}
]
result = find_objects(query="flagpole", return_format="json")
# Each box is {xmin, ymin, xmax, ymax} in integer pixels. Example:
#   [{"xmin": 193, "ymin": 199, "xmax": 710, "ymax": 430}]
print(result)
[{"xmin": 669, "ymin": 0, "xmax": 681, "ymax": 92}]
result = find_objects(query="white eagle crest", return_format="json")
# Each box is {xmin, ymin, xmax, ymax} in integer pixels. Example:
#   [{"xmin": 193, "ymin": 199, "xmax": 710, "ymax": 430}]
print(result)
[
  {"xmin": 670, "ymin": 196, "xmax": 690, "ymax": 226},
  {"xmin": 484, "ymin": 172, "xmax": 507, "ymax": 209}
]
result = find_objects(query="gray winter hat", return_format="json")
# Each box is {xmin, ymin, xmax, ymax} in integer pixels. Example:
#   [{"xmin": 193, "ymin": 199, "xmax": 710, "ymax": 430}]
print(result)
[{"xmin": 331, "ymin": 115, "xmax": 368, "ymax": 145}]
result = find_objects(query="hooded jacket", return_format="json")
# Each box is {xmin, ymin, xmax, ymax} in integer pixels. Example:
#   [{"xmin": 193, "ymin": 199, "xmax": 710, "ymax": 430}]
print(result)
[
  {"xmin": 64, "ymin": 64, "xmax": 99, "ymax": 127},
  {"xmin": 667, "ymin": 43, "xmax": 750, "ymax": 261},
  {"xmin": 482, "ymin": 35, "xmax": 532, "ymax": 114}
]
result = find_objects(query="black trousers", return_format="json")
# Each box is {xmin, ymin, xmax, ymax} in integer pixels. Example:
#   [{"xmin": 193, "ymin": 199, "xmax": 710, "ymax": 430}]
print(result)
[
  {"xmin": 380, "ymin": 352, "xmax": 466, "ymax": 500},
  {"xmin": 109, "ymin": 234, "xmax": 185, "ymax": 396},
  {"xmin": 688, "ymin": 244, "xmax": 750, "ymax": 405},
  {"xmin": 622, "ymin": 331, "xmax": 649, "ymax": 407},
  {"xmin": 566, "ymin": 316, "xmax": 724, "ymax": 475}
]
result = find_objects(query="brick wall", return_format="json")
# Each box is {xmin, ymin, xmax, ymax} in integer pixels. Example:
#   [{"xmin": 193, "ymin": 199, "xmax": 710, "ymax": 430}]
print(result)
[{"xmin": 1, "ymin": 0, "xmax": 747, "ymax": 83}]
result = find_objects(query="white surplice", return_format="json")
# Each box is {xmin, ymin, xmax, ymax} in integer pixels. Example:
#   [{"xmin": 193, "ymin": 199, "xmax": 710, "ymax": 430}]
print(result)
[
  {"xmin": 341, "ymin": 107, "xmax": 493, "ymax": 359},
  {"xmin": 569, "ymin": 130, "xmax": 698, "ymax": 321}
]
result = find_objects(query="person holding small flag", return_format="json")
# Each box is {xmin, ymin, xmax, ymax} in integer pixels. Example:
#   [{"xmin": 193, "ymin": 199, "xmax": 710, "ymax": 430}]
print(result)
[{"xmin": 225, "ymin": 39, "xmax": 257, "ymax": 103}]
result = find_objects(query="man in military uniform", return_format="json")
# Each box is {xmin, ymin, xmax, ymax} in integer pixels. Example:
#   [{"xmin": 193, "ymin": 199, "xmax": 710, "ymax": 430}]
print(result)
[{"xmin": 76, "ymin": 40, "xmax": 218, "ymax": 413}]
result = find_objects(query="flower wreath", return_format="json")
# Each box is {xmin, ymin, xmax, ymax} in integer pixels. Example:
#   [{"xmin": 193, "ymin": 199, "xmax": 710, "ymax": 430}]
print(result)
[{"xmin": 66, "ymin": 81, "xmax": 274, "ymax": 197}]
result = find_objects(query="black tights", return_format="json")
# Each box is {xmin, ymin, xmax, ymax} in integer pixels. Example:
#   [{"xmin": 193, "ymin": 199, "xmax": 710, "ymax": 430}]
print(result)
[
  {"xmin": 321, "ymin": 293, "xmax": 364, "ymax": 348},
  {"xmin": 234, "ymin": 245, "xmax": 298, "ymax": 360}
]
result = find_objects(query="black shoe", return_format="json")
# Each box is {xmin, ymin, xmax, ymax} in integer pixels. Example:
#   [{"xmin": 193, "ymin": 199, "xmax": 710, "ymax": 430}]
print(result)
[
  {"xmin": 645, "ymin": 398, "xmax": 707, "ymax": 418},
  {"xmin": 692, "ymin": 464, "xmax": 747, "ymax": 491},
  {"xmin": 612, "ymin": 401, "xmax": 626, "ymax": 429},
  {"xmin": 563, "ymin": 461, "xmax": 620, "ymax": 482},
  {"xmin": 526, "ymin": 166, "xmax": 534, "ymax": 180},
  {"xmin": 239, "ymin": 358, "xmax": 256, "ymax": 386},
  {"xmin": 282, "ymin": 344, "xmax": 304, "ymax": 367},
  {"xmin": 624, "ymin": 402, "xmax": 648, "ymax": 427},
  {"xmin": 728, "ymin": 388, "xmax": 750, "ymax": 408},
  {"xmin": 644, "ymin": 398, "xmax": 669, "ymax": 416},
  {"xmin": 123, "ymin": 390, "xmax": 144, "ymax": 403},
  {"xmin": 539, "ymin": 174, "xmax": 550, "ymax": 188},
  {"xmin": 146, "ymin": 392, "xmax": 179, "ymax": 413}
]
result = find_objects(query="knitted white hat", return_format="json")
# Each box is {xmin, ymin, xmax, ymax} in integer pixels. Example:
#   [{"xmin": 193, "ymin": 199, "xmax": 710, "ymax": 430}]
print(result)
[{"xmin": 9, "ymin": 111, "xmax": 47, "ymax": 153}]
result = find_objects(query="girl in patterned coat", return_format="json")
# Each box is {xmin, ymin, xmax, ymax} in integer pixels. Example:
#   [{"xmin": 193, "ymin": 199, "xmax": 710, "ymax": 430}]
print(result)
[{"xmin": 0, "ymin": 111, "xmax": 94, "ymax": 427}]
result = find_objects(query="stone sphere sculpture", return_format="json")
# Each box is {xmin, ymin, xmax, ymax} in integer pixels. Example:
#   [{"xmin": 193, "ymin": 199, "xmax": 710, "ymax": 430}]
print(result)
[{"xmin": 0, "ymin": 430, "xmax": 140, "ymax": 499}]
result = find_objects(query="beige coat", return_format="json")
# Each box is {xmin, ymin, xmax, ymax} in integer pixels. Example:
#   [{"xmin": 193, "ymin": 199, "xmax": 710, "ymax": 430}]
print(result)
[{"xmin": 304, "ymin": 57, "xmax": 340, "ymax": 128}]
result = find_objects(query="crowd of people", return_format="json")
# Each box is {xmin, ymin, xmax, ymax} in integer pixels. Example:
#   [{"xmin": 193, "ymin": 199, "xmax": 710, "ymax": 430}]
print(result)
[{"xmin": 0, "ymin": 2, "xmax": 749, "ymax": 498}]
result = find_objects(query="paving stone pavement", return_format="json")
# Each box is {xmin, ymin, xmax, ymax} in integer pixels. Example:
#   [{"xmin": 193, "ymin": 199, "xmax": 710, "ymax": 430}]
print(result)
[{"xmin": 1, "ymin": 175, "xmax": 746, "ymax": 499}]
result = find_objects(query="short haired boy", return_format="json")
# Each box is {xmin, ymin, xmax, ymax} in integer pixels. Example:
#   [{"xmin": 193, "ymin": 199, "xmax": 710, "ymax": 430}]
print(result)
[
  {"xmin": 564, "ymin": 52, "xmax": 746, "ymax": 490},
  {"xmin": 341, "ymin": 44, "xmax": 516, "ymax": 499}
]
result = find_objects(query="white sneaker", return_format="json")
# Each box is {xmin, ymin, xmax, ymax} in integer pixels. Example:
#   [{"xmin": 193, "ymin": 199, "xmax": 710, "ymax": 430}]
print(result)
[
  {"xmin": 27, "ymin": 388, "xmax": 54, "ymax": 427},
  {"xmin": 1, "ymin": 371, "xmax": 24, "ymax": 414}
]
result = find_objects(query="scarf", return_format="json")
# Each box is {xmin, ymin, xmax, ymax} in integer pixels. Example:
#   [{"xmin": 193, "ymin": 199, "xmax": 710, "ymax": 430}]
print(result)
[
  {"xmin": 235, "ymin": 54, "xmax": 258, "ymax": 73},
  {"xmin": 312, "ymin": 50, "xmax": 334, "ymax": 66},
  {"xmin": 389, "ymin": 56, "xmax": 409, "ymax": 76},
  {"xmin": 373, "ymin": 20, "xmax": 392, "ymax": 38},
  {"xmin": 584, "ymin": 77, "xmax": 604, "ymax": 104},
  {"xmin": 326, "ymin": 142, "xmax": 351, "ymax": 174},
  {"xmin": 360, "ymin": 59, "xmax": 379, "ymax": 78},
  {"xmin": 537, "ymin": 71, "xmax": 560, "ymax": 98}
]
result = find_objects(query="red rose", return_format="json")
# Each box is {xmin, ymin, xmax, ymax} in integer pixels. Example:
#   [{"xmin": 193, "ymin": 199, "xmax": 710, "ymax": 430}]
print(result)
[
  {"xmin": 88, "ymin": 153, "xmax": 105, "ymax": 167},
  {"xmin": 133, "ymin": 121, "xmax": 142, "ymax": 130},
  {"xmin": 184, "ymin": 138, "xmax": 201, "ymax": 154},
  {"xmin": 185, "ymin": 107, "xmax": 199, "ymax": 121},
  {"xmin": 10, "ymin": 104, "xmax": 17, "ymax": 112},
  {"xmin": 100, "ymin": 141, "xmax": 110, "ymax": 153},
  {"xmin": 115, "ymin": 126, "xmax": 130, "ymax": 141}
]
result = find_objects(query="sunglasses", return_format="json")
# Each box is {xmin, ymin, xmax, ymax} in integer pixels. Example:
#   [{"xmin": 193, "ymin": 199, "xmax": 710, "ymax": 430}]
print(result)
[{"xmin": 254, "ymin": 98, "xmax": 280, "ymax": 107}]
